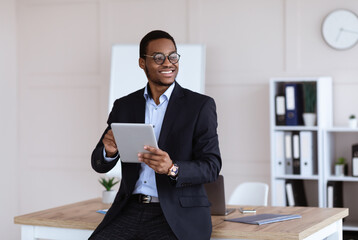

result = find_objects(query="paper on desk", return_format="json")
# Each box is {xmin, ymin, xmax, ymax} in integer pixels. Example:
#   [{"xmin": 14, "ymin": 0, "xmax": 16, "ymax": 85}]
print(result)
[
  {"xmin": 225, "ymin": 214, "xmax": 301, "ymax": 225},
  {"xmin": 96, "ymin": 209, "xmax": 108, "ymax": 214}
]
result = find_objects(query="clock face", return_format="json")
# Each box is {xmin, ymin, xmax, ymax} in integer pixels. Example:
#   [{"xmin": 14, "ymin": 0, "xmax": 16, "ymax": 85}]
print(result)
[{"xmin": 322, "ymin": 9, "xmax": 358, "ymax": 50}]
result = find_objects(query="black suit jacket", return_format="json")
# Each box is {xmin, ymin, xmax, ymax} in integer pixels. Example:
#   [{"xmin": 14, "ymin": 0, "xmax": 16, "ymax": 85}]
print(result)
[{"xmin": 90, "ymin": 83, "xmax": 222, "ymax": 240}]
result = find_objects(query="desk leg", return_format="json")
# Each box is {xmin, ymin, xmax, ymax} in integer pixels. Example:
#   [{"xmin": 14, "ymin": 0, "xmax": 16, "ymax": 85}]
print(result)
[
  {"xmin": 20, "ymin": 225, "xmax": 93, "ymax": 240},
  {"xmin": 325, "ymin": 219, "xmax": 342, "ymax": 240},
  {"xmin": 303, "ymin": 219, "xmax": 343, "ymax": 240},
  {"xmin": 21, "ymin": 225, "xmax": 36, "ymax": 240}
]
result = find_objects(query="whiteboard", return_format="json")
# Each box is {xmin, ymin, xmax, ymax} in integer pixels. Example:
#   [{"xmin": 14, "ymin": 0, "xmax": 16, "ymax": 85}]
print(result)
[{"xmin": 106, "ymin": 44, "xmax": 206, "ymax": 179}]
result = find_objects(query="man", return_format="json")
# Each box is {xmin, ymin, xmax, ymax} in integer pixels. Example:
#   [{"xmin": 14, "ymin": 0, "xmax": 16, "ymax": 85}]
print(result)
[{"xmin": 90, "ymin": 30, "xmax": 221, "ymax": 240}]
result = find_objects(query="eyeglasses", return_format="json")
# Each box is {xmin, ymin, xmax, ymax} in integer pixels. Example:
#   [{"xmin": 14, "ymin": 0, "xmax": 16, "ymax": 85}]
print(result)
[{"xmin": 143, "ymin": 52, "xmax": 180, "ymax": 65}]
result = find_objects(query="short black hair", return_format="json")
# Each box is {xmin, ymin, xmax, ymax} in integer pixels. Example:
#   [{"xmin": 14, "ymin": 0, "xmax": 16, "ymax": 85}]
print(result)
[{"xmin": 139, "ymin": 30, "xmax": 176, "ymax": 58}]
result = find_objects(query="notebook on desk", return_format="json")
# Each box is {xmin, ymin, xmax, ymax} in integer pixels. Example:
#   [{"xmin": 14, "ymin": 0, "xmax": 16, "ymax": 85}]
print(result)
[
  {"xmin": 204, "ymin": 175, "xmax": 235, "ymax": 216},
  {"xmin": 225, "ymin": 213, "xmax": 302, "ymax": 225}
]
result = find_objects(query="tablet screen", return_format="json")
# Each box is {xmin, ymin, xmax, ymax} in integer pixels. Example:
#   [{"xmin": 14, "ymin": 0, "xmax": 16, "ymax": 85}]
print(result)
[{"xmin": 111, "ymin": 123, "xmax": 158, "ymax": 163}]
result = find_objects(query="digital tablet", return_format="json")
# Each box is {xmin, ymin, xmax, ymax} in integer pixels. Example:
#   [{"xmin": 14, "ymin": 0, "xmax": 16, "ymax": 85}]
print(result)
[{"xmin": 111, "ymin": 123, "xmax": 158, "ymax": 163}]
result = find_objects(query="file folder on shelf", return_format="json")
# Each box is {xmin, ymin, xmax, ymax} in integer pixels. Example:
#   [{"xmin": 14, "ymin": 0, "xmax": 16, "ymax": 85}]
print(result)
[
  {"xmin": 275, "ymin": 95, "xmax": 286, "ymax": 125},
  {"xmin": 327, "ymin": 181, "xmax": 343, "ymax": 208},
  {"xmin": 274, "ymin": 131, "xmax": 285, "ymax": 176},
  {"xmin": 352, "ymin": 144, "xmax": 358, "ymax": 177},
  {"xmin": 284, "ymin": 132, "xmax": 293, "ymax": 175},
  {"xmin": 285, "ymin": 83, "xmax": 303, "ymax": 126},
  {"xmin": 300, "ymin": 131, "xmax": 316, "ymax": 176},
  {"xmin": 292, "ymin": 132, "xmax": 300, "ymax": 175},
  {"xmin": 285, "ymin": 179, "xmax": 308, "ymax": 207}
]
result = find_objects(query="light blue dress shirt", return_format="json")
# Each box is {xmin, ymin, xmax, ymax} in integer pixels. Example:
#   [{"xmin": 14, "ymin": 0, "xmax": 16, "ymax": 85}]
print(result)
[{"xmin": 104, "ymin": 83, "xmax": 175, "ymax": 197}]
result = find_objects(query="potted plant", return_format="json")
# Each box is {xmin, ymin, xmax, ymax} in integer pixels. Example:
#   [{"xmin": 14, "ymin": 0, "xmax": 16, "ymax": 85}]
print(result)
[
  {"xmin": 99, "ymin": 177, "xmax": 119, "ymax": 204},
  {"xmin": 302, "ymin": 83, "xmax": 317, "ymax": 126},
  {"xmin": 349, "ymin": 114, "xmax": 357, "ymax": 128},
  {"xmin": 335, "ymin": 157, "xmax": 347, "ymax": 177}
]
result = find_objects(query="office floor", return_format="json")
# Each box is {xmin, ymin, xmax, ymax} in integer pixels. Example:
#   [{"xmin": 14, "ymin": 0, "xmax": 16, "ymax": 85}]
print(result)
[{"xmin": 344, "ymin": 231, "xmax": 358, "ymax": 240}]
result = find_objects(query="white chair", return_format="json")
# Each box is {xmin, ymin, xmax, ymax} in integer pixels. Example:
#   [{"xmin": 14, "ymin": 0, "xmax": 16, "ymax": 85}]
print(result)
[{"xmin": 228, "ymin": 182, "xmax": 269, "ymax": 206}]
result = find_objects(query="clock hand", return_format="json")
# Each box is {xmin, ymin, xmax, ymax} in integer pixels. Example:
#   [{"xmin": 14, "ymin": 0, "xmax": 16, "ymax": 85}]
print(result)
[
  {"xmin": 336, "ymin": 28, "xmax": 343, "ymax": 42},
  {"xmin": 341, "ymin": 28, "xmax": 358, "ymax": 35}
]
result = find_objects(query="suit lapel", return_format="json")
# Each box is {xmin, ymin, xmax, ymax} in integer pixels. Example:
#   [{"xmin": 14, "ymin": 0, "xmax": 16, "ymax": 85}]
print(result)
[
  {"xmin": 132, "ymin": 88, "xmax": 146, "ymax": 123},
  {"xmin": 158, "ymin": 83, "xmax": 185, "ymax": 149}
]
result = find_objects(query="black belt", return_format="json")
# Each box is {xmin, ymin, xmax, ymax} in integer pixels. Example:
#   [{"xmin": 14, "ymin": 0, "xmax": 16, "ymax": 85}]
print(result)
[{"xmin": 131, "ymin": 194, "xmax": 160, "ymax": 203}]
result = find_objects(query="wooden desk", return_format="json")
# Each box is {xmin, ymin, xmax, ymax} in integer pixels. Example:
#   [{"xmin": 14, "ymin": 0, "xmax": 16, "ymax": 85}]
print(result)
[
  {"xmin": 14, "ymin": 198, "xmax": 111, "ymax": 240},
  {"xmin": 212, "ymin": 205, "xmax": 348, "ymax": 240},
  {"xmin": 14, "ymin": 198, "xmax": 348, "ymax": 240}
]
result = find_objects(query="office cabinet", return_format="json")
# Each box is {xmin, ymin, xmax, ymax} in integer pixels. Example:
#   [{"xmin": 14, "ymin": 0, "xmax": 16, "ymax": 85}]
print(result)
[
  {"xmin": 270, "ymin": 77, "xmax": 332, "ymax": 208},
  {"xmin": 324, "ymin": 128, "xmax": 358, "ymax": 231},
  {"xmin": 270, "ymin": 76, "xmax": 358, "ymax": 231}
]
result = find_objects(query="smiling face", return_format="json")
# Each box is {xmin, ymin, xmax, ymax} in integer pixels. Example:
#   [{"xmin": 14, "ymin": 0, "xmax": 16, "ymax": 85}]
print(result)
[{"xmin": 139, "ymin": 38, "xmax": 179, "ymax": 89}]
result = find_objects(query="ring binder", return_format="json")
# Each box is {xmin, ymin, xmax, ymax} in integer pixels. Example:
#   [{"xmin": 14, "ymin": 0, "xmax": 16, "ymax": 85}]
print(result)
[{"xmin": 285, "ymin": 83, "xmax": 303, "ymax": 126}]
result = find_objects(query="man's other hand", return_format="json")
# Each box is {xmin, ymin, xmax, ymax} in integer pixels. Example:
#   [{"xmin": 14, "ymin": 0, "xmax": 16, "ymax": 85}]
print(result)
[{"xmin": 102, "ymin": 129, "xmax": 118, "ymax": 157}]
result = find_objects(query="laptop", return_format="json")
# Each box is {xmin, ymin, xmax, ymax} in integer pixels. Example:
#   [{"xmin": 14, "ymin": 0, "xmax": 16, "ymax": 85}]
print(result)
[{"xmin": 204, "ymin": 175, "xmax": 235, "ymax": 215}]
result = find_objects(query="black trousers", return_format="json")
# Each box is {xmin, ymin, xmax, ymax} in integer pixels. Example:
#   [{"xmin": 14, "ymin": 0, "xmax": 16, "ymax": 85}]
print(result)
[{"xmin": 91, "ymin": 198, "xmax": 178, "ymax": 240}]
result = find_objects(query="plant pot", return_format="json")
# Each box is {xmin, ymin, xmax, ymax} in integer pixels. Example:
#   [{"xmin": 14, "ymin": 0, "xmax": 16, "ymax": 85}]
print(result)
[
  {"xmin": 335, "ymin": 164, "xmax": 345, "ymax": 177},
  {"xmin": 349, "ymin": 118, "xmax": 357, "ymax": 128},
  {"xmin": 303, "ymin": 113, "xmax": 316, "ymax": 126},
  {"xmin": 102, "ymin": 190, "xmax": 117, "ymax": 204}
]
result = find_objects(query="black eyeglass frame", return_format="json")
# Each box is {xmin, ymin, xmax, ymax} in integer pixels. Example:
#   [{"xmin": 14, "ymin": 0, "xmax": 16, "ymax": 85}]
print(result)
[{"xmin": 142, "ymin": 52, "xmax": 181, "ymax": 65}]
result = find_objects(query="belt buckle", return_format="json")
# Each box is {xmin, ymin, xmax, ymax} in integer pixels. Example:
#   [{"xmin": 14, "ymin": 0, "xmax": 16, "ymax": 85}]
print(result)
[{"xmin": 141, "ymin": 195, "xmax": 152, "ymax": 203}]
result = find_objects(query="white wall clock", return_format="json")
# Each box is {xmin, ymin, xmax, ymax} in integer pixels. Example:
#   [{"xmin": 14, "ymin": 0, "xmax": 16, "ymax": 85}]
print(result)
[{"xmin": 322, "ymin": 9, "xmax": 358, "ymax": 50}]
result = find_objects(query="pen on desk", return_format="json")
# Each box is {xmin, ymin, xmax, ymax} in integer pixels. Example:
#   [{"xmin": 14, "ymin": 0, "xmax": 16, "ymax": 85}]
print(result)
[{"xmin": 239, "ymin": 207, "xmax": 256, "ymax": 214}]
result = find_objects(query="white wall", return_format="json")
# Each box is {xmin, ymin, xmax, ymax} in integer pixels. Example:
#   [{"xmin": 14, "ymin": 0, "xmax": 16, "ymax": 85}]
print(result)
[
  {"xmin": 0, "ymin": 0, "xmax": 19, "ymax": 238},
  {"xmin": 2, "ymin": 0, "xmax": 358, "ymax": 238}
]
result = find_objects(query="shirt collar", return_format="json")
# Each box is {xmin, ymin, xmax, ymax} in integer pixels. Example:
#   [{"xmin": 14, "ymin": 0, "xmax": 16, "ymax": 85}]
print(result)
[{"xmin": 144, "ymin": 82, "xmax": 175, "ymax": 102}]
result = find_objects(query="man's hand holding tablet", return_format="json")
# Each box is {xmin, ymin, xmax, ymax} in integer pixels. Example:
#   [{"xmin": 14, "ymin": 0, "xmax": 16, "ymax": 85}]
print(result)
[{"xmin": 110, "ymin": 123, "xmax": 175, "ymax": 175}]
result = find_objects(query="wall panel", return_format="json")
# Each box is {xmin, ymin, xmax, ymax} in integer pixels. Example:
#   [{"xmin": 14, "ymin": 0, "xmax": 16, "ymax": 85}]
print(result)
[
  {"xmin": 106, "ymin": 0, "xmax": 188, "ymax": 45},
  {"xmin": 18, "ymin": 1, "xmax": 100, "ymax": 75},
  {"xmin": 19, "ymin": 87, "xmax": 100, "ymax": 167},
  {"xmin": 193, "ymin": 0, "xmax": 285, "ymax": 78},
  {"xmin": 17, "ymin": 0, "xmax": 105, "ymax": 217},
  {"xmin": 0, "ymin": 0, "xmax": 19, "ymax": 239}
]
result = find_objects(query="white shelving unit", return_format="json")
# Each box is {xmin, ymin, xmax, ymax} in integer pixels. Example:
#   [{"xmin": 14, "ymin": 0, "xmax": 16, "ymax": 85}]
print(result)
[
  {"xmin": 324, "ymin": 127, "xmax": 358, "ymax": 231},
  {"xmin": 270, "ymin": 77, "xmax": 333, "ymax": 208},
  {"xmin": 270, "ymin": 76, "xmax": 358, "ymax": 231}
]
